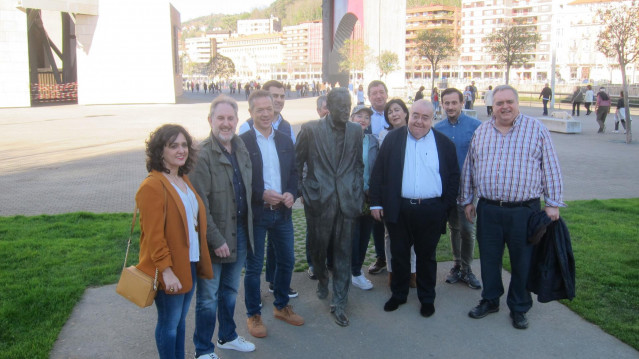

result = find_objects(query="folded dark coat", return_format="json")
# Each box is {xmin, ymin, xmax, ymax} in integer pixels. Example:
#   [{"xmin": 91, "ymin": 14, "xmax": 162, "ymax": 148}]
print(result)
[{"xmin": 527, "ymin": 215, "xmax": 576, "ymax": 303}]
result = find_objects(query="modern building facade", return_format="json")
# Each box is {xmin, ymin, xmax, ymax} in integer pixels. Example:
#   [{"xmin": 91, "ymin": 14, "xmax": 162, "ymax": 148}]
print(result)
[
  {"xmin": 217, "ymin": 33, "xmax": 284, "ymax": 81},
  {"xmin": 0, "ymin": 0, "xmax": 182, "ymax": 107},
  {"xmin": 237, "ymin": 16, "xmax": 281, "ymax": 36},
  {"xmin": 405, "ymin": 4, "xmax": 461, "ymax": 81}
]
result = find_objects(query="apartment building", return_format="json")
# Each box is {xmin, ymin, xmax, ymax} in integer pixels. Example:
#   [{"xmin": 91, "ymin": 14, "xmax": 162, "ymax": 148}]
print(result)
[
  {"xmin": 217, "ymin": 33, "xmax": 284, "ymax": 80},
  {"xmin": 557, "ymin": 0, "xmax": 638, "ymax": 84},
  {"xmin": 237, "ymin": 16, "xmax": 281, "ymax": 36},
  {"xmin": 459, "ymin": 0, "xmax": 556, "ymax": 82},
  {"xmin": 405, "ymin": 4, "xmax": 461, "ymax": 81},
  {"xmin": 279, "ymin": 21, "xmax": 323, "ymax": 82}
]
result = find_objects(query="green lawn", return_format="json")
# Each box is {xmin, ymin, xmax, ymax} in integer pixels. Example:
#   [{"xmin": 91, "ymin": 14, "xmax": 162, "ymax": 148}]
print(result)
[{"xmin": 0, "ymin": 199, "xmax": 638, "ymax": 358}]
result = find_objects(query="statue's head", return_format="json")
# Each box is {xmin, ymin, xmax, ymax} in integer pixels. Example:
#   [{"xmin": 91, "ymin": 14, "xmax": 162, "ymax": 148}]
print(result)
[{"xmin": 327, "ymin": 87, "xmax": 352, "ymax": 125}]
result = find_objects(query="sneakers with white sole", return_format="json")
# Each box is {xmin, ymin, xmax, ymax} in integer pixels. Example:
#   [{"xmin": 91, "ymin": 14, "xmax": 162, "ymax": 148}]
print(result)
[
  {"xmin": 195, "ymin": 353, "xmax": 220, "ymax": 359},
  {"xmin": 351, "ymin": 274, "xmax": 373, "ymax": 290},
  {"xmin": 217, "ymin": 336, "xmax": 255, "ymax": 352}
]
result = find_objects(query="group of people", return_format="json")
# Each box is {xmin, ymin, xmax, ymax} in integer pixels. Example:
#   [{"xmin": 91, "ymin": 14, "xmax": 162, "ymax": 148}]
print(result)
[
  {"xmin": 135, "ymin": 79, "xmax": 565, "ymax": 359},
  {"xmin": 570, "ymin": 85, "xmax": 629, "ymax": 134}
]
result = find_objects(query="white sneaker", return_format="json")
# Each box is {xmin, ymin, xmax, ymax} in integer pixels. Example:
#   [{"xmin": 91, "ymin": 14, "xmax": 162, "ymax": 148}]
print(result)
[
  {"xmin": 217, "ymin": 336, "xmax": 255, "ymax": 352},
  {"xmin": 351, "ymin": 274, "xmax": 373, "ymax": 290},
  {"xmin": 613, "ymin": 130, "xmax": 619, "ymax": 133},
  {"xmin": 195, "ymin": 353, "xmax": 220, "ymax": 359}
]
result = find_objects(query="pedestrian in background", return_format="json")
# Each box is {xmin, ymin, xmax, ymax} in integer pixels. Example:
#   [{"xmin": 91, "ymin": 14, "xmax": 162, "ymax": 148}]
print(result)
[
  {"xmin": 539, "ymin": 83, "xmax": 552, "ymax": 116},
  {"xmin": 614, "ymin": 91, "xmax": 627, "ymax": 134},
  {"xmin": 595, "ymin": 87, "xmax": 611, "ymax": 133},
  {"xmin": 571, "ymin": 86, "xmax": 584, "ymax": 117},
  {"xmin": 484, "ymin": 86, "xmax": 494, "ymax": 116},
  {"xmin": 584, "ymin": 85, "xmax": 594, "ymax": 115}
]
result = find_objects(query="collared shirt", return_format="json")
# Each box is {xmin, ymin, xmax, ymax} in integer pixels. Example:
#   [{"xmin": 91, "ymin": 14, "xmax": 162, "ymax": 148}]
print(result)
[
  {"xmin": 401, "ymin": 129, "xmax": 442, "ymax": 199},
  {"xmin": 459, "ymin": 113, "xmax": 565, "ymax": 207},
  {"xmin": 255, "ymin": 127, "xmax": 282, "ymax": 194},
  {"xmin": 214, "ymin": 137, "xmax": 248, "ymax": 218},
  {"xmin": 434, "ymin": 113, "xmax": 481, "ymax": 171},
  {"xmin": 239, "ymin": 114, "xmax": 296, "ymax": 144},
  {"xmin": 370, "ymin": 108, "xmax": 385, "ymax": 138}
]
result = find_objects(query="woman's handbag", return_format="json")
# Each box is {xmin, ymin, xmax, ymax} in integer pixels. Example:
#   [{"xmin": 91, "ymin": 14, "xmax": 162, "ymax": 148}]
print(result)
[{"xmin": 115, "ymin": 206, "xmax": 158, "ymax": 308}]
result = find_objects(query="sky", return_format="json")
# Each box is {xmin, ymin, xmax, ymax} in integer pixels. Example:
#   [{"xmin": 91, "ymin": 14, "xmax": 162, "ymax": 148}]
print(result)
[{"xmin": 170, "ymin": 0, "xmax": 276, "ymax": 21}]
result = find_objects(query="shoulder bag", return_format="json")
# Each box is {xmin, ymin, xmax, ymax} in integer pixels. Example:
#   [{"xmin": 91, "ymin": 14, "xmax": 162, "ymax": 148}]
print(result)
[{"xmin": 115, "ymin": 183, "xmax": 166, "ymax": 307}]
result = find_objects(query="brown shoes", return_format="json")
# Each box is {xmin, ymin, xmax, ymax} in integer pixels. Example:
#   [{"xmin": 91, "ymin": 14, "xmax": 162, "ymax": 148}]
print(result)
[
  {"xmin": 247, "ymin": 314, "xmax": 267, "ymax": 338},
  {"xmin": 274, "ymin": 305, "xmax": 305, "ymax": 326}
]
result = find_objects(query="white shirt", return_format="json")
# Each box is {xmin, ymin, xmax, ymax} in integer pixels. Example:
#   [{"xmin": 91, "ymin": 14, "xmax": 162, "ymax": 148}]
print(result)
[
  {"xmin": 401, "ymin": 129, "xmax": 442, "ymax": 199},
  {"xmin": 256, "ymin": 127, "xmax": 282, "ymax": 194},
  {"xmin": 239, "ymin": 114, "xmax": 296, "ymax": 144},
  {"xmin": 171, "ymin": 183, "xmax": 200, "ymax": 262}
]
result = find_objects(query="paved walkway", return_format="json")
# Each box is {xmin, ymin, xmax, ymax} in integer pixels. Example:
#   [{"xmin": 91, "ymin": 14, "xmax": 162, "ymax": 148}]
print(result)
[{"xmin": 2, "ymin": 92, "xmax": 638, "ymax": 358}]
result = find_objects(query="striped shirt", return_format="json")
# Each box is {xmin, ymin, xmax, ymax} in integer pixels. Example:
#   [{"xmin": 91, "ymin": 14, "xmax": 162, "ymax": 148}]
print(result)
[{"xmin": 458, "ymin": 113, "xmax": 565, "ymax": 207}]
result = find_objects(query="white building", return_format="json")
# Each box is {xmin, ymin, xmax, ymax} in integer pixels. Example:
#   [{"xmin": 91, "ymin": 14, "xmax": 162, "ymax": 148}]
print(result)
[
  {"xmin": 281, "ymin": 21, "xmax": 323, "ymax": 82},
  {"xmin": 556, "ymin": 0, "xmax": 638, "ymax": 84},
  {"xmin": 237, "ymin": 16, "xmax": 281, "ymax": 36},
  {"xmin": 217, "ymin": 33, "xmax": 283, "ymax": 81},
  {"xmin": 185, "ymin": 36, "xmax": 215, "ymax": 63},
  {"xmin": 0, "ymin": 0, "xmax": 182, "ymax": 107}
]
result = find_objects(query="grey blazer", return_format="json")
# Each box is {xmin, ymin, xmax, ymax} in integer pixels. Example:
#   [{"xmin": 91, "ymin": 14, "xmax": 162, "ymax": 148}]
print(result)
[{"xmin": 296, "ymin": 117, "xmax": 364, "ymax": 218}]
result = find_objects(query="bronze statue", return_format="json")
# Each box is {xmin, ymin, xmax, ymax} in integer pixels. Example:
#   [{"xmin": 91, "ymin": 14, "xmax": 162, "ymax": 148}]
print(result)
[{"xmin": 296, "ymin": 87, "xmax": 364, "ymax": 326}]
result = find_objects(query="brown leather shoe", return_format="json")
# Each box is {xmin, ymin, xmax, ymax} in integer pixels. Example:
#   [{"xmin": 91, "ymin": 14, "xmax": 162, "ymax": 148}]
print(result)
[
  {"xmin": 274, "ymin": 305, "xmax": 304, "ymax": 326},
  {"xmin": 247, "ymin": 314, "xmax": 267, "ymax": 338},
  {"xmin": 409, "ymin": 273, "xmax": 417, "ymax": 288}
]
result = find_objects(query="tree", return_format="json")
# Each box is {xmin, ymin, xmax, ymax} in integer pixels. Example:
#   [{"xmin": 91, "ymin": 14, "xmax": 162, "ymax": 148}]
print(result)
[
  {"xmin": 415, "ymin": 28, "xmax": 459, "ymax": 89},
  {"xmin": 596, "ymin": 3, "xmax": 638, "ymax": 144},
  {"xmin": 484, "ymin": 22, "xmax": 541, "ymax": 84},
  {"xmin": 338, "ymin": 39, "xmax": 372, "ymax": 79},
  {"xmin": 377, "ymin": 51, "xmax": 399, "ymax": 81},
  {"xmin": 205, "ymin": 54, "xmax": 235, "ymax": 80}
]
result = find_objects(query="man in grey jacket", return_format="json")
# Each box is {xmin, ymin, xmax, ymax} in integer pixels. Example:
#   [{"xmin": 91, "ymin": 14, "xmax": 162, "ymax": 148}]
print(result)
[
  {"xmin": 296, "ymin": 88, "xmax": 364, "ymax": 327},
  {"xmin": 191, "ymin": 95, "xmax": 256, "ymax": 359}
]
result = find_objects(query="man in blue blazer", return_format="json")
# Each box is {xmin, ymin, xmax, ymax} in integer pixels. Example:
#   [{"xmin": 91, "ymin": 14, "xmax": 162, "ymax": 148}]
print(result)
[
  {"xmin": 370, "ymin": 99, "xmax": 459, "ymax": 318},
  {"xmin": 240, "ymin": 90, "xmax": 304, "ymax": 339}
]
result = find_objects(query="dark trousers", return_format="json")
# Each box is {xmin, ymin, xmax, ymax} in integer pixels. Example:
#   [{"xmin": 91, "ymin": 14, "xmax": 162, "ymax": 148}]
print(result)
[
  {"xmin": 372, "ymin": 220, "xmax": 386, "ymax": 260},
  {"xmin": 572, "ymin": 102, "xmax": 581, "ymax": 116},
  {"xmin": 542, "ymin": 99, "xmax": 549, "ymax": 115},
  {"xmin": 385, "ymin": 198, "xmax": 445, "ymax": 304},
  {"xmin": 307, "ymin": 209, "xmax": 354, "ymax": 309},
  {"xmin": 585, "ymin": 102, "xmax": 592, "ymax": 114},
  {"xmin": 476, "ymin": 199, "xmax": 540, "ymax": 313}
]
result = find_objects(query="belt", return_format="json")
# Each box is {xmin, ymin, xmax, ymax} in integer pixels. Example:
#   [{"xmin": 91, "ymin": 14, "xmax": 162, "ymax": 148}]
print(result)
[
  {"xmin": 479, "ymin": 198, "xmax": 539, "ymax": 208},
  {"xmin": 264, "ymin": 203, "xmax": 284, "ymax": 210},
  {"xmin": 401, "ymin": 197, "xmax": 441, "ymax": 205}
]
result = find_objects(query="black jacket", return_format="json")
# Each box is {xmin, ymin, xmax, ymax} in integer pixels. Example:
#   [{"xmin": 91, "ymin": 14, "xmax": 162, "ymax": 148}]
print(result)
[
  {"xmin": 240, "ymin": 128, "xmax": 298, "ymax": 222},
  {"xmin": 369, "ymin": 126, "xmax": 459, "ymax": 232},
  {"xmin": 527, "ymin": 215, "xmax": 576, "ymax": 303}
]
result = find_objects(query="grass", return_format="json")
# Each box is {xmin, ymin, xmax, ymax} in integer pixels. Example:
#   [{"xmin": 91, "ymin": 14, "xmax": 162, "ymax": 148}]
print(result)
[{"xmin": 0, "ymin": 199, "xmax": 637, "ymax": 358}]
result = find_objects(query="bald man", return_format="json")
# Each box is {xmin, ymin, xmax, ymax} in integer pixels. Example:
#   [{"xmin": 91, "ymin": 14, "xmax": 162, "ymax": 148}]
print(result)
[{"xmin": 369, "ymin": 100, "xmax": 459, "ymax": 318}]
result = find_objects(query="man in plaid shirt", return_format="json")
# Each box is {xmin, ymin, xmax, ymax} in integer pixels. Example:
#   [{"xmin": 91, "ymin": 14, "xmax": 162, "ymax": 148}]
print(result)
[{"xmin": 459, "ymin": 85, "xmax": 565, "ymax": 330}]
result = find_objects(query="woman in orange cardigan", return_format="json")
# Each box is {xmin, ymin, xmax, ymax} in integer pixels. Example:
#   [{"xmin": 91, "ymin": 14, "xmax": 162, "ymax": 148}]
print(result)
[{"xmin": 136, "ymin": 124, "xmax": 213, "ymax": 359}]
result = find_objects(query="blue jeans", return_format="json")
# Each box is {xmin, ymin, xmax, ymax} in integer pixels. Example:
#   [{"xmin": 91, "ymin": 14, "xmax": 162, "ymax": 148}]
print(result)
[
  {"xmin": 155, "ymin": 263, "xmax": 196, "ymax": 359},
  {"xmin": 246, "ymin": 209, "xmax": 295, "ymax": 314},
  {"xmin": 193, "ymin": 223, "xmax": 248, "ymax": 357},
  {"xmin": 351, "ymin": 214, "xmax": 374, "ymax": 276},
  {"xmin": 542, "ymin": 99, "xmax": 549, "ymax": 115}
]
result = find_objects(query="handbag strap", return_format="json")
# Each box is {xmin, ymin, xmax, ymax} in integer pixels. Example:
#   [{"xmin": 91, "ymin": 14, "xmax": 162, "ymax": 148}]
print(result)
[{"xmin": 122, "ymin": 181, "xmax": 168, "ymax": 290}]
